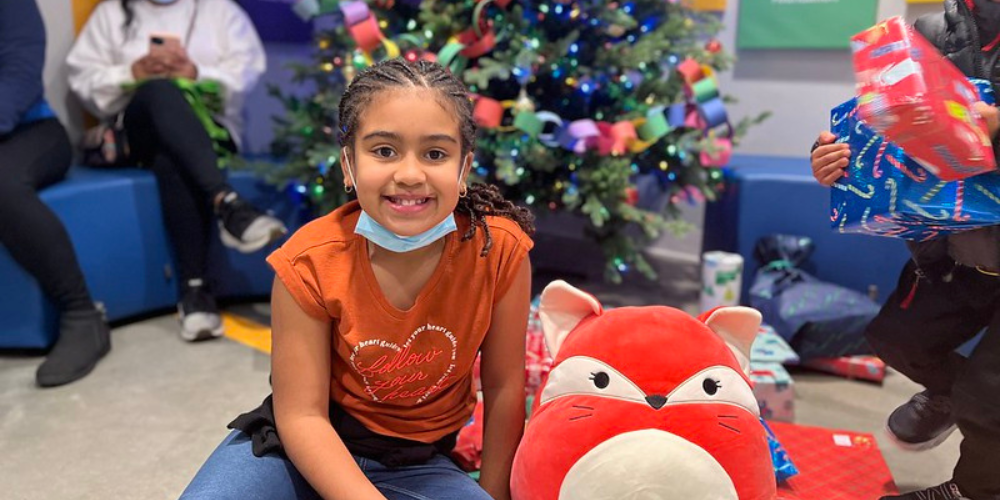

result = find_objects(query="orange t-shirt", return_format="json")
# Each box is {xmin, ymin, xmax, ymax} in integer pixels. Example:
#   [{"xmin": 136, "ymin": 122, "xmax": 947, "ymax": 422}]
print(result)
[{"xmin": 267, "ymin": 201, "xmax": 533, "ymax": 443}]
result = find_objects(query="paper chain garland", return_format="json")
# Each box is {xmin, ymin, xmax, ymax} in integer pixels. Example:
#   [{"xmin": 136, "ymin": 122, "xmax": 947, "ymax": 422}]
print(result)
[{"xmin": 293, "ymin": 0, "xmax": 733, "ymax": 164}]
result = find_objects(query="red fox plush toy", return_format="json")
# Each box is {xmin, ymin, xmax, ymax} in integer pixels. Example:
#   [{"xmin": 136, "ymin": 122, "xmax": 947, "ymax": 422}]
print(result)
[{"xmin": 511, "ymin": 281, "xmax": 776, "ymax": 500}]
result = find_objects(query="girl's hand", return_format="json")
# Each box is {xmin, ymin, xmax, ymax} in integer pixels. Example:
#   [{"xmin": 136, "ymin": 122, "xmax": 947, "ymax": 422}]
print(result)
[
  {"xmin": 131, "ymin": 55, "xmax": 167, "ymax": 80},
  {"xmin": 810, "ymin": 131, "xmax": 850, "ymax": 186},
  {"xmin": 163, "ymin": 46, "xmax": 198, "ymax": 80},
  {"xmin": 973, "ymin": 101, "xmax": 1000, "ymax": 143}
]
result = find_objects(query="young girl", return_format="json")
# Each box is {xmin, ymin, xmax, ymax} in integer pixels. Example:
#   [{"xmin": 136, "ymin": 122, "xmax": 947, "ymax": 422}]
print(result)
[
  {"xmin": 181, "ymin": 58, "xmax": 535, "ymax": 500},
  {"xmin": 811, "ymin": 1, "xmax": 1000, "ymax": 498}
]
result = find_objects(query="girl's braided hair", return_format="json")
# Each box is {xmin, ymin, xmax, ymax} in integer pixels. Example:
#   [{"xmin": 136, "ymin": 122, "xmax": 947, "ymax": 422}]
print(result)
[{"xmin": 338, "ymin": 58, "xmax": 534, "ymax": 256}]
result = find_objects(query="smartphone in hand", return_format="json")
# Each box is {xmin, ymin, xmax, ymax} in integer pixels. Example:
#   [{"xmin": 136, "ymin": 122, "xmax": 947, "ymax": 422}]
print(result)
[{"xmin": 148, "ymin": 33, "xmax": 181, "ymax": 58}]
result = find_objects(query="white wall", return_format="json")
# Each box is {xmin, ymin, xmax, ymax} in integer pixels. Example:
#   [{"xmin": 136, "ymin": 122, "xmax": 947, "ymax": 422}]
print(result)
[
  {"xmin": 718, "ymin": 0, "xmax": 943, "ymax": 158},
  {"xmin": 38, "ymin": 0, "xmax": 83, "ymax": 142}
]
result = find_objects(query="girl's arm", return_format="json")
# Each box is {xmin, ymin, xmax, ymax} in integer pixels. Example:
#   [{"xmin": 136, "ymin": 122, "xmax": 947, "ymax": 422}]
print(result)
[
  {"xmin": 66, "ymin": 4, "xmax": 135, "ymax": 118},
  {"xmin": 270, "ymin": 279, "xmax": 386, "ymax": 500},
  {"xmin": 478, "ymin": 258, "xmax": 532, "ymax": 500}
]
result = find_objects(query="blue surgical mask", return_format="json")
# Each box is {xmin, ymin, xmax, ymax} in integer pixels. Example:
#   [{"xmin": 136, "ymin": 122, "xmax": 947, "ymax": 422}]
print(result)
[
  {"xmin": 148, "ymin": 0, "xmax": 179, "ymax": 4},
  {"xmin": 354, "ymin": 211, "xmax": 457, "ymax": 253},
  {"xmin": 344, "ymin": 148, "xmax": 466, "ymax": 253}
]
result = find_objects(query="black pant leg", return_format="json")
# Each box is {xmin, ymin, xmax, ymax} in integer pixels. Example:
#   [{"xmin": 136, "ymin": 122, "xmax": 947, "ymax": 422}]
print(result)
[
  {"xmin": 952, "ymin": 291, "xmax": 1000, "ymax": 499},
  {"xmin": 0, "ymin": 119, "xmax": 94, "ymax": 312},
  {"xmin": 864, "ymin": 261, "xmax": 990, "ymax": 395},
  {"xmin": 123, "ymin": 79, "xmax": 230, "ymax": 199},
  {"xmin": 147, "ymin": 153, "xmax": 212, "ymax": 286}
]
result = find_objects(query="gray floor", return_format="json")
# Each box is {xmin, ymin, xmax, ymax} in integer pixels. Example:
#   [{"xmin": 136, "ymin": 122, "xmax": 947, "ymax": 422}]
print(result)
[
  {"xmin": 1, "ymin": 206, "xmax": 961, "ymax": 500},
  {"xmin": 2, "ymin": 276, "xmax": 961, "ymax": 499}
]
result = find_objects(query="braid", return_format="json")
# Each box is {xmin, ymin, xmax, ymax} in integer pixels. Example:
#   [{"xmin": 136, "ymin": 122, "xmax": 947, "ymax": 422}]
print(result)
[
  {"xmin": 339, "ymin": 58, "xmax": 476, "ymax": 156},
  {"xmin": 456, "ymin": 183, "xmax": 536, "ymax": 257},
  {"xmin": 339, "ymin": 58, "xmax": 533, "ymax": 257}
]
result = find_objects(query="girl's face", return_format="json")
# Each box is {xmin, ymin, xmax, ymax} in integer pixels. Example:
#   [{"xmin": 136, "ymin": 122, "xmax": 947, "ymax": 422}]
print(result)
[{"xmin": 343, "ymin": 87, "xmax": 471, "ymax": 237}]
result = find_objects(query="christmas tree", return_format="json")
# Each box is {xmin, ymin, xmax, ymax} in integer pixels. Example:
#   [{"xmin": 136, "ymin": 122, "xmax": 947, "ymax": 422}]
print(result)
[{"xmin": 265, "ymin": 0, "xmax": 766, "ymax": 283}]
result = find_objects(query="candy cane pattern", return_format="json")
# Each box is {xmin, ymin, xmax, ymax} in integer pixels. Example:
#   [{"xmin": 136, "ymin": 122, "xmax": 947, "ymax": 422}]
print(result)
[
  {"xmin": 920, "ymin": 181, "xmax": 948, "ymax": 203},
  {"xmin": 873, "ymin": 140, "xmax": 887, "ymax": 179},
  {"xmin": 838, "ymin": 210, "xmax": 848, "ymax": 233},
  {"xmin": 855, "ymin": 135, "xmax": 879, "ymax": 169},
  {"xmin": 830, "ymin": 206, "xmax": 839, "ymax": 222},
  {"xmin": 885, "ymin": 154, "xmax": 928, "ymax": 182},
  {"xmin": 974, "ymin": 183, "xmax": 1000, "ymax": 206},
  {"xmin": 954, "ymin": 181, "xmax": 970, "ymax": 221},
  {"xmin": 903, "ymin": 200, "xmax": 950, "ymax": 220},
  {"xmin": 861, "ymin": 207, "xmax": 872, "ymax": 232},
  {"xmin": 886, "ymin": 178, "xmax": 898, "ymax": 213},
  {"xmin": 832, "ymin": 182, "xmax": 876, "ymax": 199}
]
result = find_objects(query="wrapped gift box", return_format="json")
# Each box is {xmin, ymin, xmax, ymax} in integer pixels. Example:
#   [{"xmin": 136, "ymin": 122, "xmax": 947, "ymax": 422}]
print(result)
[
  {"xmin": 851, "ymin": 17, "xmax": 995, "ymax": 180},
  {"xmin": 452, "ymin": 396, "xmax": 485, "ymax": 472},
  {"xmin": 750, "ymin": 362, "xmax": 795, "ymax": 423},
  {"xmin": 829, "ymin": 80, "xmax": 1000, "ymax": 241},
  {"xmin": 801, "ymin": 355, "xmax": 887, "ymax": 383},
  {"xmin": 473, "ymin": 296, "xmax": 553, "ymax": 395},
  {"xmin": 525, "ymin": 296, "xmax": 553, "ymax": 395},
  {"xmin": 770, "ymin": 422, "xmax": 898, "ymax": 499},
  {"xmin": 751, "ymin": 324, "xmax": 800, "ymax": 365}
]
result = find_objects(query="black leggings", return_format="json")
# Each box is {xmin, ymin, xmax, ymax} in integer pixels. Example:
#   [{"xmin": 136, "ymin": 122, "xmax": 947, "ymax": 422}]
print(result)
[
  {"xmin": 123, "ymin": 80, "xmax": 232, "ymax": 286},
  {"xmin": 866, "ymin": 260, "xmax": 1000, "ymax": 498},
  {"xmin": 0, "ymin": 119, "xmax": 93, "ymax": 312}
]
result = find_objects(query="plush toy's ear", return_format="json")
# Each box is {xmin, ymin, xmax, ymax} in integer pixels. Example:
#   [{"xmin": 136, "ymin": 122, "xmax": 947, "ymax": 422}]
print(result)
[
  {"xmin": 539, "ymin": 280, "xmax": 603, "ymax": 357},
  {"xmin": 703, "ymin": 306, "xmax": 761, "ymax": 374}
]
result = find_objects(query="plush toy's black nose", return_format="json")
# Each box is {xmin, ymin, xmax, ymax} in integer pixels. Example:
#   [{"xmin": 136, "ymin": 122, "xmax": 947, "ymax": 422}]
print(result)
[{"xmin": 646, "ymin": 395, "xmax": 667, "ymax": 410}]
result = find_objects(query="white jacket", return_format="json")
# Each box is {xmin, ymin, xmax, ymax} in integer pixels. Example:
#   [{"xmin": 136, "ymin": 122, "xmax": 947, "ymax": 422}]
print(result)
[{"xmin": 67, "ymin": 0, "xmax": 265, "ymax": 148}]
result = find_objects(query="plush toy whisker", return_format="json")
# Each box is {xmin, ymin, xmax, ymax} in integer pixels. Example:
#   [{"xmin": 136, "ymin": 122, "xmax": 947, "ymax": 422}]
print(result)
[
  {"xmin": 568, "ymin": 414, "xmax": 594, "ymax": 421},
  {"xmin": 718, "ymin": 422, "xmax": 742, "ymax": 434}
]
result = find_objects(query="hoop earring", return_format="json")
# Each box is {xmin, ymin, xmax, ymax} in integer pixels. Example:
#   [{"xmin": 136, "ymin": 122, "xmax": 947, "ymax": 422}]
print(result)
[
  {"xmin": 459, "ymin": 185, "xmax": 468, "ymax": 198},
  {"xmin": 344, "ymin": 185, "xmax": 354, "ymax": 193}
]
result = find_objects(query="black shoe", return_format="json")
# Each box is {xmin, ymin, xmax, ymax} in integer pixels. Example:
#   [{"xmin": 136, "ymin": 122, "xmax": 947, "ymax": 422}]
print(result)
[
  {"xmin": 178, "ymin": 279, "xmax": 224, "ymax": 342},
  {"xmin": 880, "ymin": 481, "xmax": 970, "ymax": 499},
  {"xmin": 215, "ymin": 191, "xmax": 287, "ymax": 253},
  {"xmin": 36, "ymin": 308, "xmax": 111, "ymax": 388},
  {"xmin": 886, "ymin": 390, "xmax": 957, "ymax": 451}
]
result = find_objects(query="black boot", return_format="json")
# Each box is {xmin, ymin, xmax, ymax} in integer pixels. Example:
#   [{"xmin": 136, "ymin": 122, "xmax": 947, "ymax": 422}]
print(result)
[{"xmin": 36, "ymin": 308, "xmax": 111, "ymax": 388}]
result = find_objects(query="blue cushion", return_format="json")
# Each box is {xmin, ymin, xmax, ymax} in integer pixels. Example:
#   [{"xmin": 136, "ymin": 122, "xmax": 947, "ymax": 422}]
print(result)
[
  {"xmin": 703, "ymin": 155, "xmax": 911, "ymax": 305},
  {"xmin": 0, "ymin": 166, "xmax": 306, "ymax": 349}
]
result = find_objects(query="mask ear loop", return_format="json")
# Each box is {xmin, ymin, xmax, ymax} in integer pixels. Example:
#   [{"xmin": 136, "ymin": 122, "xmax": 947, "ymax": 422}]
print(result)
[
  {"xmin": 458, "ymin": 157, "xmax": 469, "ymax": 198},
  {"xmin": 343, "ymin": 147, "xmax": 359, "ymax": 193}
]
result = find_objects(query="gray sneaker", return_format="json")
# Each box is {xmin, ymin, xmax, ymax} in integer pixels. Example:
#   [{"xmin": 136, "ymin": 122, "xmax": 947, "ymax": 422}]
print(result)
[{"xmin": 178, "ymin": 279, "xmax": 224, "ymax": 342}]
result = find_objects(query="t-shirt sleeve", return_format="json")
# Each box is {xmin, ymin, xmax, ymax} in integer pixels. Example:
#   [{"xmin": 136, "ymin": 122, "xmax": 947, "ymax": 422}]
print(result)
[
  {"xmin": 493, "ymin": 226, "xmax": 534, "ymax": 304},
  {"xmin": 267, "ymin": 246, "xmax": 329, "ymax": 320}
]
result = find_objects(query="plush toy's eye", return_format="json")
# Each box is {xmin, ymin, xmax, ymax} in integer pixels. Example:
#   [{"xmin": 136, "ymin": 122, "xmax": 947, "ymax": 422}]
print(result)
[
  {"xmin": 539, "ymin": 356, "xmax": 646, "ymax": 406},
  {"xmin": 703, "ymin": 378, "xmax": 721, "ymax": 396},
  {"xmin": 668, "ymin": 366, "xmax": 759, "ymax": 416},
  {"xmin": 590, "ymin": 371, "xmax": 610, "ymax": 389}
]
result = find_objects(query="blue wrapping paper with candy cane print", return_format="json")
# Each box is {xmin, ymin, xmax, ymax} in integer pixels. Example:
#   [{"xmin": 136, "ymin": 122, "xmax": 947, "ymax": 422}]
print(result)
[{"xmin": 830, "ymin": 79, "xmax": 1000, "ymax": 241}]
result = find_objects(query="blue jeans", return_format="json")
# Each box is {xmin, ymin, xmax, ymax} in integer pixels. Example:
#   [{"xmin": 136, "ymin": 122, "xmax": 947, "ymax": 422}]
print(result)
[{"xmin": 180, "ymin": 430, "xmax": 492, "ymax": 500}]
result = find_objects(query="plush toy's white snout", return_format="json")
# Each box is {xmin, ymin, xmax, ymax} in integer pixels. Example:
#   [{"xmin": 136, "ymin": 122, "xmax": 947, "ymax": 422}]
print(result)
[{"xmin": 557, "ymin": 429, "xmax": 739, "ymax": 500}]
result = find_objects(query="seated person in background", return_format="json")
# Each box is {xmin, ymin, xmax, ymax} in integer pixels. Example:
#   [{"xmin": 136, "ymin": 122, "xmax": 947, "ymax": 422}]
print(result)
[
  {"xmin": 67, "ymin": 0, "xmax": 287, "ymax": 341},
  {"xmin": 0, "ymin": 0, "xmax": 111, "ymax": 387}
]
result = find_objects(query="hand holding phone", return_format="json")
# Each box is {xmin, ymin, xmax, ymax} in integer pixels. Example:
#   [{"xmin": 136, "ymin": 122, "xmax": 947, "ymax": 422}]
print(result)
[{"xmin": 148, "ymin": 33, "xmax": 182, "ymax": 60}]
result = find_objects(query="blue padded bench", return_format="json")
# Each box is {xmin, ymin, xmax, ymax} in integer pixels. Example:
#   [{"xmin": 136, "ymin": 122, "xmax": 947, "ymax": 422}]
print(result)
[
  {"xmin": 702, "ymin": 155, "xmax": 911, "ymax": 305},
  {"xmin": 0, "ymin": 166, "xmax": 307, "ymax": 349}
]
